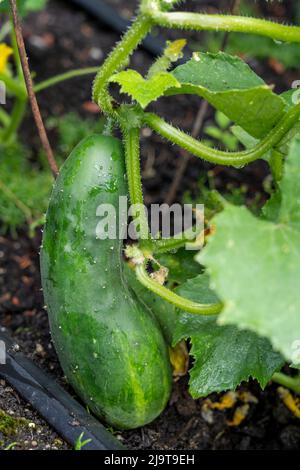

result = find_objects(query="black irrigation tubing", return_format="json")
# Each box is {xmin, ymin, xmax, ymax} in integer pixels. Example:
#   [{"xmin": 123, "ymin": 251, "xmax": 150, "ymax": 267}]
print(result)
[{"xmin": 0, "ymin": 331, "xmax": 124, "ymax": 450}]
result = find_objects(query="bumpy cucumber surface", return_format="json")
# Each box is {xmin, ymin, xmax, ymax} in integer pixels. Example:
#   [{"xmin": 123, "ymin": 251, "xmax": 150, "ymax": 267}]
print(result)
[{"xmin": 40, "ymin": 135, "xmax": 172, "ymax": 430}]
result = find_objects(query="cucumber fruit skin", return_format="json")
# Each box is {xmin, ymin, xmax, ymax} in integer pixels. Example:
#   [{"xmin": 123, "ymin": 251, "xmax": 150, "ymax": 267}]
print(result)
[
  {"xmin": 40, "ymin": 135, "xmax": 172, "ymax": 430},
  {"xmin": 125, "ymin": 263, "xmax": 177, "ymax": 346}
]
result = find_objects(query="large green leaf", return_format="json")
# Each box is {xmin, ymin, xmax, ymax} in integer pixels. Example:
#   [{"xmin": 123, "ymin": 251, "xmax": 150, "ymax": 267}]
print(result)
[
  {"xmin": 199, "ymin": 136, "xmax": 300, "ymax": 362},
  {"xmin": 169, "ymin": 52, "xmax": 286, "ymax": 139},
  {"xmin": 174, "ymin": 274, "xmax": 283, "ymax": 397}
]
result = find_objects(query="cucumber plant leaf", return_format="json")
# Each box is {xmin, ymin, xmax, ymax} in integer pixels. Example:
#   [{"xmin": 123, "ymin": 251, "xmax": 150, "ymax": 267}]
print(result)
[
  {"xmin": 174, "ymin": 274, "xmax": 283, "ymax": 397},
  {"xmin": 110, "ymin": 70, "xmax": 180, "ymax": 109},
  {"xmin": 199, "ymin": 136, "xmax": 300, "ymax": 363},
  {"xmin": 169, "ymin": 52, "xmax": 286, "ymax": 139}
]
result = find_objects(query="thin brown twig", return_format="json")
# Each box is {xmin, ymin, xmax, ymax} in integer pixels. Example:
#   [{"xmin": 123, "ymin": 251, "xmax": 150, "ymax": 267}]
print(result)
[
  {"xmin": 165, "ymin": 0, "xmax": 241, "ymax": 204},
  {"xmin": 9, "ymin": 0, "xmax": 59, "ymax": 178}
]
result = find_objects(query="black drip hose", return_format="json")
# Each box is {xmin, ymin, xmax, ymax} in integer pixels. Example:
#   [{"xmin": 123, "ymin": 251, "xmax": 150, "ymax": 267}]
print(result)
[{"xmin": 0, "ymin": 331, "xmax": 124, "ymax": 450}]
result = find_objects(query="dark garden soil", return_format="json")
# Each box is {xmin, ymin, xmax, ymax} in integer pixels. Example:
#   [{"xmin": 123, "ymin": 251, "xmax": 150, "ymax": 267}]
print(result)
[{"xmin": 1, "ymin": 0, "xmax": 300, "ymax": 450}]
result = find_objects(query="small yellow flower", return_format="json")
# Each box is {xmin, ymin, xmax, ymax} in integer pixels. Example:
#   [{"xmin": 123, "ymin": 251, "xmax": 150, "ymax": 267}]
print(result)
[{"xmin": 0, "ymin": 43, "xmax": 13, "ymax": 73}]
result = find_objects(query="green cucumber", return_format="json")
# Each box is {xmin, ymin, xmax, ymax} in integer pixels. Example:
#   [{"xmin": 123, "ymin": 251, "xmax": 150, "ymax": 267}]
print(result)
[
  {"xmin": 40, "ymin": 135, "xmax": 172, "ymax": 430},
  {"xmin": 125, "ymin": 248, "xmax": 202, "ymax": 346},
  {"xmin": 125, "ymin": 263, "xmax": 177, "ymax": 346}
]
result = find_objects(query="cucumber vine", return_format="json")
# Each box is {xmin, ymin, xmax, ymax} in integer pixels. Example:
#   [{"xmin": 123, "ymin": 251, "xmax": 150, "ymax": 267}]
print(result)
[
  {"xmin": 90, "ymin": 0, "xmax": 300, "ymax": 395},
  {"xmin": 91, "ymin": 0, "xmax": 300, "ymax": 314}
]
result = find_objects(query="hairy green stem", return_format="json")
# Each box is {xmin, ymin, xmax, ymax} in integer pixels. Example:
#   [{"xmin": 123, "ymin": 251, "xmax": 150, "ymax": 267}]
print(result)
[
  {"xmin": 272, "ymin": 372, "xmax": 300, "ymax": 395},
  {"xmin": 150, "ymin": 224, "xmax": 203, "ymax": 254},
  {"xmin": 122, "ymin": 126, "xmax": 150, "ymax": 241},
  {"xmin": 151, "ymin": 235, "xmax": 194, "ymax": 254},
  {"xmin": 34, "ymin": 67, "xmax": 100, "ymax": 93},
  {"xmin": 135, "ymin": 263, "xmax": 222, "ymax": 315},
  {"xmin": 151, "ymin": 11, "xmax": 300, "ymax": 43},
  {"xmin": 143, "ymin": 103, "xmax": 300, "ymax": 166},
  {"xmin": 92, "ymin": 14, "xmax": 153, "ymax": 113}
]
